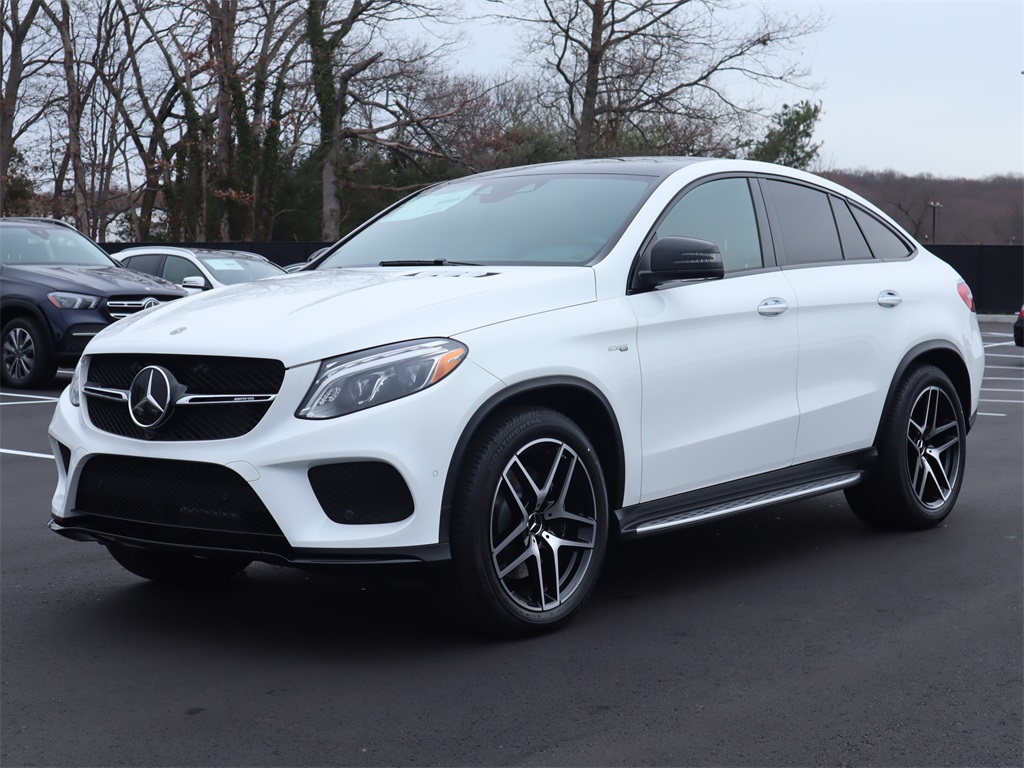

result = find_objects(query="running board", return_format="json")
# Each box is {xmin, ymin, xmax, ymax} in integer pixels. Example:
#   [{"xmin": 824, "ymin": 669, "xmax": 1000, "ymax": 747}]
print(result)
[{"xmin": 620, "ymin": 469, "xmax": 864, "ymax": 537}]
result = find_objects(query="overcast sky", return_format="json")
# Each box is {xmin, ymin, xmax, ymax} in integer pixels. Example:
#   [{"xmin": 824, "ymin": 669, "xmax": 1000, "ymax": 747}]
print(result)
[{"xmin": 448, "ymin": 1, "xmax": 1023, "ymax": 179}]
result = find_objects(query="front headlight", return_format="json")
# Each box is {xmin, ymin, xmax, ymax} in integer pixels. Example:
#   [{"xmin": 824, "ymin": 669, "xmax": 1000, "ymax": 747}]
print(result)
[
  {"xmin": 297, "ymin": 338, "xmax": 468, "ymax": 420},
  {"xmin": 69, "ymin": 355, "xmax": 89, "ymax": 407},
  {"xmin": 47, "ymin": 291, "xmax": 101, "ymax": 310}
]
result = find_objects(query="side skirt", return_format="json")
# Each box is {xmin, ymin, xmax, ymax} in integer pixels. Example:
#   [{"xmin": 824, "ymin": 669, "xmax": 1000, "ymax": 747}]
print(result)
[{"xmin": 616, "ymin": 451, "xmax": 876, "ymax": 538}]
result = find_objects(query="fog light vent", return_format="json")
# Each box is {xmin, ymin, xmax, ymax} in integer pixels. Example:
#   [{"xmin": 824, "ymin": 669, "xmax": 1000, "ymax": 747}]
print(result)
[{"xmin": 308, "ymin": 462, "xmax": 414, "ymax": 525}]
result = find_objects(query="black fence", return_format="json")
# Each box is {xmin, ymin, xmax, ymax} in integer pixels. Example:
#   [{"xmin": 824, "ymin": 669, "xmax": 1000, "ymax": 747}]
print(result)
[
  {"xmin": 929, "ymin": 245, "xmax": 1022, "ymax": 315},
  {"xmin": 102, "ymin": 241, "xmax": 1023, "ymax": 315}
]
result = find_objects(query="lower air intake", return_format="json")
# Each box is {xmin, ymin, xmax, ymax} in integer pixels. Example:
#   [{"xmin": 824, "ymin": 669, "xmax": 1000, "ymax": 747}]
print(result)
[{"xmin": 308, "ymin": 462, "xmax": 414, "ymax": 525}]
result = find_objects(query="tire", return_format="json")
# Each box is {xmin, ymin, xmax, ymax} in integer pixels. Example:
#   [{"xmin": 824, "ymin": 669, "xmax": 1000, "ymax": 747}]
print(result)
[
  {"xmin": 846, "ymin": 365, "xmax": 966, "ymax": 530},
  {"xmin": 1, "ymin": 317, "xmax": 57, "ymax": 389},
  {"xmin": 106, "ymin": 543, "xmax": 251, "ymax": 585},
  {"xmin": 449, "ymin": 407, "xmax": 609, "ymax": 635}
]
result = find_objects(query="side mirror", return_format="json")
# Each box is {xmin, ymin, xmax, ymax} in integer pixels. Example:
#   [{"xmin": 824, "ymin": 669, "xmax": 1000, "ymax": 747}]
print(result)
[
  {"xmin": 636, "ymin": 236, "xmax": 725, "ymax": 290},
  {"xmin": 180, "ymin": 276, "xmax": 211, "ymax": 292}
]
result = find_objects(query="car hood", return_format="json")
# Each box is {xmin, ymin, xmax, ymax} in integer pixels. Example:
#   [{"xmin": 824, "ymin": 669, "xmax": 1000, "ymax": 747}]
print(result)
[
  {"xmin": 4, "ymin": 263, "xmax": 184, "ymax": 296},
  {"xmin": 89, "ymin": 266, "xmax": 597, "ymax": 367}
]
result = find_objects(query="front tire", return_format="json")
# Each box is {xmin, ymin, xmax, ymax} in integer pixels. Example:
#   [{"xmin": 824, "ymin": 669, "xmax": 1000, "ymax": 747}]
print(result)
[
  {"xmin": 846, "ymin": 365, "xmax": 966, "ymax": 529},
  {"xmin": 1, "ymin": 317, "xmax": 57, "ymax": 389},
  {"xmin": 106, "ymin": 543, "xmax": 251, "ymax": 585},
  {"xmin": 450, "ymin": 407, "xmax": 609, "ymax": 635}
]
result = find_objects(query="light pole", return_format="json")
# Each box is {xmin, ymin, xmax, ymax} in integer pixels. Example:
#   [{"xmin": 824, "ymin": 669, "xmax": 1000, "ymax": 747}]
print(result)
[{"xmin": 927, "ymin": 201, "xmax": 943, "ymax": 243}]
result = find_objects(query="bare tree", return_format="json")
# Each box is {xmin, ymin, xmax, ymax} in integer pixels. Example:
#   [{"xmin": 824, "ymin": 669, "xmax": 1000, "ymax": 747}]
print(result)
[
  {"xmin": 39, "ymin": 0, "xmax": 100, "ymax": 230},
  {"xmin": 500, "ymin": 0, "xmax": 824, "ymax": 159},
  {"xmin": 1, "ymin": 0, "xmax": 59, "ymax": 213},
  {"xmin": 306, "ymin": 0, "xmax": 481, "ymax": 240}
]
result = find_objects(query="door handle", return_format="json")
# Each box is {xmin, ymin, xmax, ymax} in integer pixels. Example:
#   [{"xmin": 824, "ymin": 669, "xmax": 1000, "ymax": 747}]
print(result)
[
  {"xmin": 757, "ymin": 297, "xmax": 789, "ymax": 317},
  {"xmin": 878, "ymin": 290, "xmax": 902, "ymax": 308}
]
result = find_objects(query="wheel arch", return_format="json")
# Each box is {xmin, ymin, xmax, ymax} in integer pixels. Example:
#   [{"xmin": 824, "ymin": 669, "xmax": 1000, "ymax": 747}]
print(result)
[
  {"xmin": 877, "ymin": 341, "xmax": 974, "ymax": 444},
  {"xmin": 1, "ymin": 298, "xmax": 49, "ymax": 331},
  {"xmin": 439, "ymin": 376, "xmax": 626, "ymax": 542}
]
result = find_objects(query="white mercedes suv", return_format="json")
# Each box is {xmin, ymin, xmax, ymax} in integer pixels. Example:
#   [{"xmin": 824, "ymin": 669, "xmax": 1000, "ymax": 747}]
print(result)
[{"xmin": 48, "ymin": 158, "xmax": 985, "ymax": 634}]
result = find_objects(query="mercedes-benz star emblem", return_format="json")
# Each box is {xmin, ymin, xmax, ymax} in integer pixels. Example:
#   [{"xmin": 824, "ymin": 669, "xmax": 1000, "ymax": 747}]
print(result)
[
  {"xmin": 128, "ymin": 366, "xmax": 177, "ymax": 429},
  {"xmin": 142, "ymin": 297, "xmax": 161, "ymax": 310}
]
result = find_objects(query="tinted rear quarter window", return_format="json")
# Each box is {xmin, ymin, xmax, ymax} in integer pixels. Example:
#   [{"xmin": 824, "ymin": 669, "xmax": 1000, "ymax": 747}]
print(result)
[
  {"xmin": 852, "ymin": 207, "xmax": 914, "ymax": 259},
  {"xmin": 830, "ymin": 197, "xmax": 874, "ymax": 260},
  {"xmin": 766, "ymin": 180, "xmax": 843, "ymax": 265}
]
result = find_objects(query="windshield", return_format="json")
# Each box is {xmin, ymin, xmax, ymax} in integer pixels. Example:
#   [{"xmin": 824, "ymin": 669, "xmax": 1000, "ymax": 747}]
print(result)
[
  {"xmin": 197, "ymin": 254, "xmax": 286, "ymax": 285},
  {"xmin": 317, "ymin": 173, "xmax": 658, "ymax": 268},
  {"xmin": 0, "ymin": 224, "xmax": 117, "ymax": 267}
]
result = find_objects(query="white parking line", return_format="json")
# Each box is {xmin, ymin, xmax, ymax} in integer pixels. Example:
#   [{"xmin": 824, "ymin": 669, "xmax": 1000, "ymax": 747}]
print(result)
[
  {"xmin": 0, "ymin": 400, "xmax": 59, "ymax": 407},
  {"xmin": 981, "ymin": 399, "xmax": 1024, "ymax": 404},
  {"xmin": 0, "ymin": 393, "xmax": 59, "ymax": 402},
  {"xmin": 982, "ymin": 388, "xmax": 1024, "ymax": 393},
  {"xmin": 984, "ymin": 341, "xmax": 1016, "ymax": 348},
  {"xmin": 982, "ymin": 332, "xmax": 1014, "ymax": 337},
  {"xmin": 987, "ymin": 365, "xmax": 1024, "ymax": 370},
  {"xmin": 0, "ymin": 448, "xmax": 54, "ymax": 459},
  {"xmin": 987, "ymin": 354, "xmax": 1024, "ymax": 359},
  {"xmin": 979, "ymin": 412, "xmax": 1006, "ymax": 417},
  {"xmin": 985, "ymin": 377, "xmax": 1024, "ymax": 381}
]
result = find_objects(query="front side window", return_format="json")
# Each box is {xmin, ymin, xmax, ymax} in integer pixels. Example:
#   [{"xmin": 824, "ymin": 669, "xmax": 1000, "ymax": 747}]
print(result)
[
  {"xmin": 656, "ymin": 178, "xmax": 763, "ymax": 272},
  {"xmin": 766, "ymin": 180, "xmax": 844, "ymax": 265},
  {"xmin": 317, "ymin": 173, "xmax": 658, "ymax": 268},
  {"xmin": 163, "ymin": 256, "xmax": 203, "ymax": 285}
]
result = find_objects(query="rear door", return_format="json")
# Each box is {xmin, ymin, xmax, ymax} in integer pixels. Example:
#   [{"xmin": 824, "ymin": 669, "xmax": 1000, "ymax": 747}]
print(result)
[{"xmin": 760, "ymin": 178, "xmax": 916, "ymax": 463}]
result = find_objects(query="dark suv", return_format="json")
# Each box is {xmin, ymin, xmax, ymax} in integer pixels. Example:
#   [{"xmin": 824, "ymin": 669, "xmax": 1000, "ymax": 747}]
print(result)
[{"xmin": 1, "ymin": 218, "xmax": 186, "ymax": 388}]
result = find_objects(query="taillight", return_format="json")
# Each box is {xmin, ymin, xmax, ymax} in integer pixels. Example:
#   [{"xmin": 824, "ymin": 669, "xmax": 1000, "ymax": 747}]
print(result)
[{"xmin": 957, "ymin": 281, "xmax": 975, "ymax": 312}]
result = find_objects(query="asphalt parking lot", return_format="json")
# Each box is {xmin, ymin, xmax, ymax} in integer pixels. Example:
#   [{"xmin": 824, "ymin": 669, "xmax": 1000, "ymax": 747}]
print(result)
[{"xmin": 1, "ymin": 321, "xmax": 1021, "ymax": 767}]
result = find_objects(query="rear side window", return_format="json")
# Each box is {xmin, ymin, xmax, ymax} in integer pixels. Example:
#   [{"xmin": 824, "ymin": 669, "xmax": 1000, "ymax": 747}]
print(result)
[
  {"xmin": 765, "ymin": 180, "xmax": 843, "ymax": 265},
  {"xmin": 830, "ymin": 197, "xmax": 874, "ymax": 260},
  {"xmin": 852, "ymin": 207, "xmax": 914, "ymax": 259},
  {"xmin": 657, "ymin": 178, "xmax": 763, "ymax": 272},
  {"xmin": 122, "ymin": 254, "xmax": 163, "ymax": 275}
]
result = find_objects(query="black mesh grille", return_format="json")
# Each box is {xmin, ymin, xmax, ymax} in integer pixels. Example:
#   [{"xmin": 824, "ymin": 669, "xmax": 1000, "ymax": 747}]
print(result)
[
  {"xmin": 88, "ymin": 354, "xmax": 284, "ymax": 393},
  {"xmin": 85, "ymin": 354, "xmax": 285, "ymax": 441},
  {"xmin": 76, "ymin": 455, "xmax": 284, "ymax": 536},
  {"xmin": 87, "ymin": 398, "xmax": 272, "ymax": 441},
  {"xmin": 309, "ymin": 463, "xmax": 414, "ymax": 525}
]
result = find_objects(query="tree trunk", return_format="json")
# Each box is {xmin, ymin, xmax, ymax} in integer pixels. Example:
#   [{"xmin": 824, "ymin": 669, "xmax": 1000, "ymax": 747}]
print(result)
[{"xmin": 574, "ymin": 0, "xmax": 605, "ymax": 159}]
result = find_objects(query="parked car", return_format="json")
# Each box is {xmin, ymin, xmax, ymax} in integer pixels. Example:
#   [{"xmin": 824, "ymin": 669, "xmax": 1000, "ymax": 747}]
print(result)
[
  {"xmin": 1014, "ymin": 305, "xmax": 1023, "ymax": 346},
  {"xmin": 48, "ymin": 158, "xmax": 985, "ymax": 634},
  {"xmin": 1, "ymin": 218, "xmax": 186, "ymax": 389},
  {"xmin": 115, "ymin": 246, "xmax": 286, "ymax": 292},
  {"xmin": 283, "ymin": 247, "xmax": 331, "ymax": 273}
]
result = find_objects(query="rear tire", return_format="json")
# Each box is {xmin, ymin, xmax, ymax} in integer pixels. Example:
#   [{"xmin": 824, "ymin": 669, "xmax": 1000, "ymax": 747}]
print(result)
[
  {"xmin": 1, "ymin": 317, "xmax": 57, "ymax": 389},
  {"xmin": 106, "ymin": 543, "xmax": 251, "ymax": 585},
  {"xmin": 449, "ymin": 407, "xmax": 609, "ymax": 635},
  {"xmin": 846, "ymin": 365, "xmax": 966, "ymax": 529}
]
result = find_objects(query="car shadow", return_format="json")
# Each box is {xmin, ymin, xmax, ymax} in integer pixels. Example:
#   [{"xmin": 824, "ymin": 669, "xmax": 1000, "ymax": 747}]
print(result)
[{"xmin": 74, "ymin": 492, "xmax": 915, "ymax": 653}]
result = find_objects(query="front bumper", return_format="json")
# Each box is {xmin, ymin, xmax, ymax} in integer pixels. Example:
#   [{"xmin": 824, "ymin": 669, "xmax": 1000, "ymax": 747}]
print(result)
[{"xmin": 49, "ymin": 356, "xmax": 504, "ymax": 559}]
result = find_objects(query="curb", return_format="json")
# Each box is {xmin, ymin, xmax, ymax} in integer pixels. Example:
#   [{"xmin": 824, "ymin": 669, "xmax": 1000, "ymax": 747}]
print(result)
[{"xmin": 978, "ymin": 314, "xmax": 1017, "ymax": 324}]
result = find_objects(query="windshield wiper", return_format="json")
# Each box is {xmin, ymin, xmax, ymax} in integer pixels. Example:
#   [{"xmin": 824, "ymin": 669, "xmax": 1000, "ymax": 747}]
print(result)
[{"xmin": 378, "ymin": 258, "xmax": 481, "ymax": 267}]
